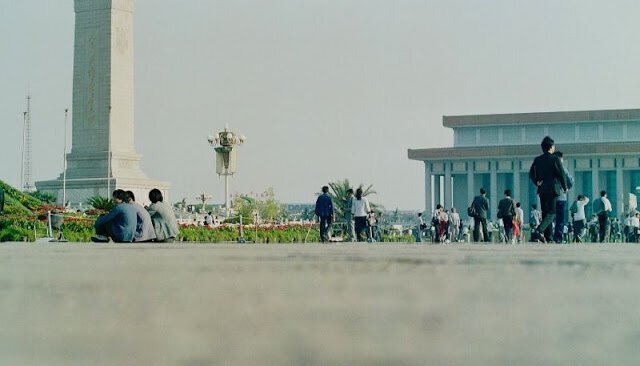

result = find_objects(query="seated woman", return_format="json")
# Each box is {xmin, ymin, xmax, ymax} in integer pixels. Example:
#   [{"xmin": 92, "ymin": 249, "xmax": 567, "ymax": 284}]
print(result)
[{"xmin": 146, "ymin": 188, "xmax": 179, "ymax": 242}]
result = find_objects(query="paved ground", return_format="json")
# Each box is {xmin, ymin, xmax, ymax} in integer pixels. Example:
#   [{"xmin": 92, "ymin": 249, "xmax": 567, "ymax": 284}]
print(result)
[{"xmin": 1, "ymin": 242, "xmax": 640, "ymax": 366}]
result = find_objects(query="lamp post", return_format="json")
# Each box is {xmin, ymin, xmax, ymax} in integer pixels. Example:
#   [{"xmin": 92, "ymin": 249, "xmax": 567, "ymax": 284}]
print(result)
[
  {"xmin": 62, "ymin": 108, "xmax": 69, "ymax": 207},
  {"xmin": 207, "ymin": 126, "xmax": 245, "ymax": 218}
]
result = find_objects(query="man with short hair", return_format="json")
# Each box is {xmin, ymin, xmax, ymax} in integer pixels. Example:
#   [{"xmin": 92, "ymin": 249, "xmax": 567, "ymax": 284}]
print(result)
[
  {"xmin": 471, "ymin": 188, "xmax": 490, "ymax": 242},
  {"xmin": 126, "ymin": 190, "xmax": 156, "ymax": 242},
  {"xmin": 528, "ymin": 136, "xmax": 568, "ymax": 243},
  {"xmin": 593, "ymin": 190, "xmax": 612, "ymax": 242},
  {"xmin": 93, "ymin": 189, "xmax": 138, "ymax": 243},
  {"xmin": 315, "ymin": 186, "xmax": 334, "ymax": 243},
  {"xmin": 497, "ymin": 189, "xmax": 516, "ymax": 243}
]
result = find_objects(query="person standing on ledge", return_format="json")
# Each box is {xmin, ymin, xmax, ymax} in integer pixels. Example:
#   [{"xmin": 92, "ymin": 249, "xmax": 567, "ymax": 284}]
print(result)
[
  {"xmin": 315, "ymin": 185, "xmax": 334, "ymax": 243},
  {"xmin": 529, "ymin": 136, "xmax": 568, "ymax": 243}
]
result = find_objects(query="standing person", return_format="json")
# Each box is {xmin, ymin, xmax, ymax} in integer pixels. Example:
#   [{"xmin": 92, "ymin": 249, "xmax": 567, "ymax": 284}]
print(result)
[
  {"xmin": 592, "ymin": 190, "xmax": 612, "ymax": 243},
  {"xmin": 432, "ymin": 204, "xmax": 444, "ymax": 242},
  {"xmin": 0, "ymin": 185, "xmax": 4, "ymax": 214},
  {"xmin": 497, "ymin": 189, "xmax": 516, "ymax": 243},
  {"xmin": 204, "ymin": 212, "xmax": 213, "ymax": 226},
  {"xmin": 570, "ymin": 194, "xmax": 589, "ymax": 242},
  {"xmin": 515, "ymin": 202, "xmax": 524, "ymax": 243},
  {"xmin": 92, "ymin": 189, "xmax": 137, "ymax": 243},
  {"xmin": 449, "ymin": 208, "xmax": 461, "ymax": 243},
  {"xmin": 344, "ymin": 189, "xmax": 355, "ymax": 242},
  {"xmin": 415, "ymin": 212, "xmax": 424, "ymax": 243},
  {"xmin": 471, "ymin": 188, "xmax": 490, "ymax": 242},
  {"xmin": 126, "ymin": 191, "xmax": 156, "ymax": 242},
  {"xmin": 552, "ymin": 151, "xmax": 574, "ymax": 243},
  {"xmin": 315, "ymin": 186, "xmax": 334, "ymax": 243},
  {"xmin": 439, "ymin": 209, "xmax": 450, "ymax": 243},
  {"xmin": 146, "ymin": 188, "xmax": 179, "ymax": 242},
  {"xmin": 351, "ymin": 188, "xmax": 370, "ymax": 242},
  {"xmin": 528, "ymin": 136, "xmax": 568, "ymax": 243}
]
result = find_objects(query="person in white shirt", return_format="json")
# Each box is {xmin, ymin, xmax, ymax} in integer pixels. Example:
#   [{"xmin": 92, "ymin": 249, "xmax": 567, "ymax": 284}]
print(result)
[
  {"xmin": 593, "ymin": 190, "xmax": 612, "ymax": 242},
  {"xmin": 630, "ymin": 213, "xmax": 640, "ymax": 242},
  {"xmin": 571, "ymin": 194, "xmax": 589, "ymax": 242},
  {"xmin": 449, "ymin": 208, "xmax": 461, "ymax": 243},
  {"xmin": 351, "ymin": 188, "xmax": 371, "ymax": 242}
]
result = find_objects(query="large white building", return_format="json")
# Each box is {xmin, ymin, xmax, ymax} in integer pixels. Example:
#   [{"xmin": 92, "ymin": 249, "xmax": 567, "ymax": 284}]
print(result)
[{"xmin": 409, "ymin": 109, "xmax": 640, "ymax": 220}]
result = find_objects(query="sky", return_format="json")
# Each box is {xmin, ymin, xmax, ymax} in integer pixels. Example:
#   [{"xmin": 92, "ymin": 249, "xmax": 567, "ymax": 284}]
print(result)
[{"xmin": 1, "ymin": 0, "xmax": 640, "ymax": 210}]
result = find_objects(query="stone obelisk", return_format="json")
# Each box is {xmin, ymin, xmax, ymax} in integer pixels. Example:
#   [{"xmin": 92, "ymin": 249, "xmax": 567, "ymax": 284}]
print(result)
[{"xmin": 37, "ymin": 0, "xmax": 169, "ymax": 205}]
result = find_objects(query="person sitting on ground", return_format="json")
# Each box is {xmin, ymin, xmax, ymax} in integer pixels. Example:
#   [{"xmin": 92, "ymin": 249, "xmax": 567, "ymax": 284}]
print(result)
[
  {"xmin": 126, "ymin": 190, "xmax": 156, "ymax": 242},
  {"xmin": 93, "ymin": 189, "xmax": 138, "ymax": 243},
  {"xmin": 146, "ymin": 188, "xmax": 179, "ymax": 242}
]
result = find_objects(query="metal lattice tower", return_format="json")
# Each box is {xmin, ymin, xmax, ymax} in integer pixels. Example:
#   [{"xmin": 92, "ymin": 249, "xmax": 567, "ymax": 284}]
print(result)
[{"xmin": 21, "ymin": 95, "xmax": 34, "ymax": 192}]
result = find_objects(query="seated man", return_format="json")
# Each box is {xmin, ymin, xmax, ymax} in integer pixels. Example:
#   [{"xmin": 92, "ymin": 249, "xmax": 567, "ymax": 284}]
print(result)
[
  {"xmin": 126, "ymin": 190, "xmax": 156, "ymax": 242},
  {"xmin": 92, "ymin": 189, "xmax": 137, "ymax": 243}
]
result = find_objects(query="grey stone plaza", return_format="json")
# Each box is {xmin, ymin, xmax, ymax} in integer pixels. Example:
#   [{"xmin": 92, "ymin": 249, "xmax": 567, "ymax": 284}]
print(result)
[{"xmin": 1, "ymin": 243, "xmax": 639, "ymax": 365}]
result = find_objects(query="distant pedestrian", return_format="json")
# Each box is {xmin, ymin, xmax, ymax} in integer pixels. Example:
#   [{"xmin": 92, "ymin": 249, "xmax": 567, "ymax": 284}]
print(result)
[
  {"xmin": 315, "ymin": 186, "xmax": 334, "ymax": 243},
  {"xmin": 570, "ymin": 194, "xmax": 589, "ymax": 242},
  {"xmin": 497, "ymin": 189, "xmax": 516, "ymax": 243},
  {"xmin": 515, "ymin": 202, "xmax": 524, "ymax": 243},
  {"xmin": 0, "ymin": 185, "xmax": 4, "ymax": 214},
  {"xmin": 449, "ymin": 208, "xmax": 461, "ymax": 243},
  {"xmin": 552, "ymin": 151, "xmax": 574, "ymax": 243},
  {"xmin": 593, "ymin": 190, "xmax": 612, "ymax": 242},
  {"xmin": 204, "ymin": 212, "xmax": 213, "ymax": 226},
  {"xmin": 351, "ymin": 188, "xmax": 371, "ymax": 242},
  {"xmin": 344, "ymin": 188, "xmax": 355, "ymax": 242},
  {"xmin": 415, "ymin": 212, "xmax": 424, "ymax": 243},
  {"xmin": 471, "ymin": 188, "xmax": 490, "ymax": 242},
  {"xmin": 528, "ymin": 136, "xmax": 568, "ymax": 243}
]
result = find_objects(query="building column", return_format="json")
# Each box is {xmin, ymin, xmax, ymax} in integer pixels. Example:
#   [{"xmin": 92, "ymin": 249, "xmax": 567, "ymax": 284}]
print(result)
[
  {"xmin": 490, "ymin": 161, "xmax": 497, "ymax": 220},
  {"xmin": 566, "ymin": 158, "xmax": 576, "ymax": 207},
  {"xmin": 424, "ymin": 162, "xmax": 432, "ymax": 214},
  {"xmin": 467, "ymin": 163, "xmax": 474, "ymax": 207},
  {"xmin": 592, "ymin": 158, "xmax": 600, "ymax": 201},
  {"xmin": 616, "ymin": 157, "xmax": 624, "ymax": 216},
  {"xmin": 513, "ymin": 159, "xmax": 521, "ymax": 203},
  {"xmin": 444, "ymin": 162, "xmax": 453, "ymax": 209}
]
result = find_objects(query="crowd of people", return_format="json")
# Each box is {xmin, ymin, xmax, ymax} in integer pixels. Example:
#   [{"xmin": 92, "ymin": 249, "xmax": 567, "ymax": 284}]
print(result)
[
  {"xmin": 412, "ymin": 136, "xmax": 640, "ymax": 244},
  {"xmin": 92, "ymin": 188, "xmax": 179, "ymax": 243}
]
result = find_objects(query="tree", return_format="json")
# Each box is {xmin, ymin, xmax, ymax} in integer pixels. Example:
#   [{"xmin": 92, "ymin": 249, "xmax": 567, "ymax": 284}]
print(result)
[{"xmin": 231, "ymin": 188, "xmax": 282, "ymax": 224}]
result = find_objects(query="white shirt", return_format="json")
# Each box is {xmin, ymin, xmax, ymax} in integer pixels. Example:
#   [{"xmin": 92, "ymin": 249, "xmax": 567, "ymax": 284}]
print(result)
[
  {"xmin": 351, "ymin": 197, "xmax": 370, "ymax": 217},
  {"xmin": 631, "ymin": 216, "xmax": 640, "ymax": 228},
  {"xmin": 601, "ymin": 196, "xmax": 612, "ymax": 212},
  {"xmin": 450, "ymin": 212, "xmax": 460, "ymax": 226},
  {"xmin": 515, "ymin": 207, "xmax": 524, "ymax": 223},
  {"xmin": 573, "ymin": 197, "xmax": 590, "ymax": 221}
]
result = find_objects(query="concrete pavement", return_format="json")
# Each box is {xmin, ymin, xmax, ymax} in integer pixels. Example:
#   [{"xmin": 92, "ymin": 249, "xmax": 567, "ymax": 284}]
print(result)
[{"xmin": 1, "ymin": 243, "xmax": 639, "ymax": 365}]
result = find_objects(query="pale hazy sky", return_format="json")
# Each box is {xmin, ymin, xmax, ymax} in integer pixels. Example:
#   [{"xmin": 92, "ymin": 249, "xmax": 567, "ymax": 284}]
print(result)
[{"xmin": 2, "ymin": 1, "xmax": 639, "ymax": 210}]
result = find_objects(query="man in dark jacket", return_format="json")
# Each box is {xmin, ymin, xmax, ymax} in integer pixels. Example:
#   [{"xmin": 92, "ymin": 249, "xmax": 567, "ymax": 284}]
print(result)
[
  {"xmin": 529, "ymin": 136, "xmax": 568, "ymax": 243},
  {"xmin": 315, "ymin": 186, "xmax": 334, "ymax": 243},
  {"xmin": 471, "ymin": 188, "xmax": 490, "ymax": 242},
  {"xmin": 92, "ymin": 189, "xmax": 137, "ymax": 243}
]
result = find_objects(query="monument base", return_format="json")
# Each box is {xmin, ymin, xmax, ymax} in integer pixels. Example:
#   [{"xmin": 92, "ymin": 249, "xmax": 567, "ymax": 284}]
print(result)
[{"xmin": 36, "ymin": 177, "xmax": 170, "ymax": 207}]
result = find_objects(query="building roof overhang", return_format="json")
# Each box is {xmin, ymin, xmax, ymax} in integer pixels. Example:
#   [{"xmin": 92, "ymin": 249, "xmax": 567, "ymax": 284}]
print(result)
[
  {"xmin": 408, "ymin": 142, "xmax": 640, "ymax": 161},
  {"xmin": 443, "ymin": 108, "xmax": 640, "ymax": 128}
]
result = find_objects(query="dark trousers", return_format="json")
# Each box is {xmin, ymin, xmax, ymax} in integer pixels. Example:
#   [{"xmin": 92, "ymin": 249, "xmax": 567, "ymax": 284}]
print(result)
[
  {"xmin": 553, "ymin": 200, "xmax": 567, "ymax": 242},
  {"xmin": 502, "ymin": 215, "xmax": 513, "ymax": 242},
  {"xmin": 354, "ymin": 216, "xmax": 367, "ymax": 242},
  {"xmin": 473, "ymin": 217, "xmax": 489, "ymax": 242},
  {"xmin": 598, "ymin": 213, "xmax": 609, "ymax": 243},
  {"xmin": 319, "ymin": 216, "xmax": 332, "ymax": 242},
  {"xmin": 573, "ymin": 219, "xmax": 585, "ymax": 242},
  {"xmin": 537, "ymin": 193, "xmax": 557, "ymax": 240}
]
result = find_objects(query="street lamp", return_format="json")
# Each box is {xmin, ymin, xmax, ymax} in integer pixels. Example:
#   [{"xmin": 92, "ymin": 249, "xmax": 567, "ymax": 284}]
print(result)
[{"xmin": 207, "ymin": 126, "xmax": 245, "ymax": 218}]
